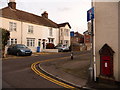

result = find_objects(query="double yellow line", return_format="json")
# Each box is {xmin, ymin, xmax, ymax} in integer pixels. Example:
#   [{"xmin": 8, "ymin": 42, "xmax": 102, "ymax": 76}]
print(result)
[{"xmin": 31, "ymin": 57, "xmax": 76, "ymax": 89}]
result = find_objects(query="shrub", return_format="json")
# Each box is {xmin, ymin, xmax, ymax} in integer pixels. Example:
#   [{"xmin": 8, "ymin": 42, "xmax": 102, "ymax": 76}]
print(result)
[
  {"xmin": 46, "ymin": 43, "xmax": 55, "ymax": 49},
  {"xmin": 0, "ymin": 28, "xmax": 10, "ymax": 58}
]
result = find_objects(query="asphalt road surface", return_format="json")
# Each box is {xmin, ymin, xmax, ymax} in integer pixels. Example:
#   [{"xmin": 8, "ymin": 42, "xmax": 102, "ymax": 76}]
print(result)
[{"xmin": 2, "ymin": 51, "xmax": 90, "ymax": 89}]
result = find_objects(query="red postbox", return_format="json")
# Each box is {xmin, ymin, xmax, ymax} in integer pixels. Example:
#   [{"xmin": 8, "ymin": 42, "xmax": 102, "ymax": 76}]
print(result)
[{"xmin": 99, "ymin": 44, "xmax": 114, "ymax": 77}]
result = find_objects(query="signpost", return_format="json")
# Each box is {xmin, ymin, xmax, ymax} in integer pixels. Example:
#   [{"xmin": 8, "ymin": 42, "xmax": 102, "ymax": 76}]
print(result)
[{"xmin": 87, "ymin": 7, "xmax": 94, "ymax": 82}]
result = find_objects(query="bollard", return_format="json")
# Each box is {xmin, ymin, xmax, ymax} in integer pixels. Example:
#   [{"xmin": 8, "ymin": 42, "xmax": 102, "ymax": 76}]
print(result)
[{"xmin": 71, "ymin": 52, "xmax": 73, "ymax": 60}]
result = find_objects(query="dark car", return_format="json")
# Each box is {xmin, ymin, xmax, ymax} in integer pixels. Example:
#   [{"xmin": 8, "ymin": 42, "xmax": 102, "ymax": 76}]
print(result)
[{"xmin": 7, "ymin": 44, "xmax": 32, "ymax": 56}]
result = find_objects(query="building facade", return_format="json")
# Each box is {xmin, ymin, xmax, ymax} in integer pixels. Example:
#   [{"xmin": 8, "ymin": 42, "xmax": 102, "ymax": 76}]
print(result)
[
  {"xmin": 0, "ymin": 0, "xmax": 71, "ymax": 52},
  {"xmin": 70, "ymin": 31, "xmax": 84, "ymax": 51},
  {"xmin": 71, "ymin": 32, "xmax": 84, "ymax": 44},
  {"xmin": 83, "ymin": 30, "xmax": 91, "ymax": 51},
  {"xmin": 93, "ymin": 1, "xmax": 120, "ymax": 82},
  {"xmin": 58, "ymin": 23, "xmax": 71, "ymax": 46}
]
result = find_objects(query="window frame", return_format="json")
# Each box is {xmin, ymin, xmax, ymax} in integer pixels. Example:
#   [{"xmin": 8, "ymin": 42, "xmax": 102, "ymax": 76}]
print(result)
[
  {"xmin": 7, "ymin": 38, "xmax": 17, "ymax": 45},
  {"xmin": 27, "ymin": 38, "xmax": 35, "ymax": 47},
  {"xmin": 9, "ymin": 22, "xmax": 17, "ymax": 31},
  {"xmin": 28, "ymin": 25, "xmax": 34, "ymax": 34},
  {"xmin": 49, "ymin": 27, "xmax": 53, "ymax": 36}
]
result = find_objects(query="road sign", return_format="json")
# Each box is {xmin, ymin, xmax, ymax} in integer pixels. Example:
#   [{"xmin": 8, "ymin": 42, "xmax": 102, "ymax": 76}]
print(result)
[{"xmin": 87, "ymin": 7, "xmax": 94, "ymax": 22}]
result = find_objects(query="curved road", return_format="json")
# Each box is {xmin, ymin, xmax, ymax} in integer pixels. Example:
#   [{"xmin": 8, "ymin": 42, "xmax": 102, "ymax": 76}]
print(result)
[{"xmin": 2, "ymin": 51, "xmax": 89, "ymax": 88}]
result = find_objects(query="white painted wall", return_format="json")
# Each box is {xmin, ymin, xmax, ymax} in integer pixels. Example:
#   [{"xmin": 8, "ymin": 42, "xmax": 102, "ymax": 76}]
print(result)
[
  {"xmin": 0, "ymin": 17, "xmax": 59, "ymax": 52},
  {"xmin": 94, "ymin": 2, "xmax": 120, "ymax": 81},
  {"xmin": 59, "ymin": 24, "xmax": 70, "ymax": 46},
  {"xmin": 0, "ymin": 17, "xmax": 22, "ymax": 44}
]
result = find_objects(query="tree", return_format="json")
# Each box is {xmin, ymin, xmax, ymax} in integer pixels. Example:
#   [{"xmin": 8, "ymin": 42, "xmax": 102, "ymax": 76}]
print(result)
[{"xmin": 0, "ymin": 28, "xmax": 10, "ymax": 58}]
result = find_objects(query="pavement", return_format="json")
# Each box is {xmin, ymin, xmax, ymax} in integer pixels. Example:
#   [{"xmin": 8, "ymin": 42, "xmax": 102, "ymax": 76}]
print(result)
[
  {"xmin": 40, "ymin": 52, "xmax": 91, "ymax": 89},
  {"xmin": 3, "ymin": 52, "xmax": 58, "ymax": 60},
  {"xmin": 39, "ymin": 52, "xmax": 120, "ymax": 90}
]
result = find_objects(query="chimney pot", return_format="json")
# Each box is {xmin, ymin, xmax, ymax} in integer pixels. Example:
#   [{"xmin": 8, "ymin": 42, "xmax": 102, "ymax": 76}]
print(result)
[
  {"xmin": 41, "ymin": 11, "xmax": 48, "ymax": 18},
  {"xmin": 8, "ymin": 0, "xmax": 16, "ymax": 9}
]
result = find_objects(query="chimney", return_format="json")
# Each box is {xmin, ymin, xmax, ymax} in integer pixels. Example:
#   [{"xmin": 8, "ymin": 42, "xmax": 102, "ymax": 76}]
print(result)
[
  {"xmin": 41, "ymin": 11, "xmax": 48, "ymax": 18},
  {"xmin": 8, "ymin": 0, "xmax": 16, "ymax": 9}
]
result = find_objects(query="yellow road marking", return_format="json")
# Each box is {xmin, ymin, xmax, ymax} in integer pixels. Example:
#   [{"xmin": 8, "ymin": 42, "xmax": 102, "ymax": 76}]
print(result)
[{"xmin": 31, "ymin": 57, "xmax": 77, "ymax": 89}]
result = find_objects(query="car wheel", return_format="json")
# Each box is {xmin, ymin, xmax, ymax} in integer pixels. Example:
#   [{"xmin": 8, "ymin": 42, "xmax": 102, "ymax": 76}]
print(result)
[
  {"xmin": 16, "ymin": 52, "xmax": 20, "ymax": 56},
  {"xmin": 7, "ymin": 51, "xmax": 10, "ymax": 55},
  {"xmin": 60, "ymin": 49, "xmax": 63, "ymax": 52},
  {"xmin": 29, "ymin": 53, "xmax": 32, "ymax": 56}
]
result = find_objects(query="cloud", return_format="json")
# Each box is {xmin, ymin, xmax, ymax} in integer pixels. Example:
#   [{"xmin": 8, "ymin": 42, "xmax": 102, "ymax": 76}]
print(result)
[{"xmin": 57, "ymin": 7, "xmax": 71, "ymax": 11}]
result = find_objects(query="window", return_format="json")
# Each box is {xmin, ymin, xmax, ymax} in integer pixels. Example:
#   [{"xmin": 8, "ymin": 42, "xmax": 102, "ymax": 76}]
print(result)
[
  {"xmin": 66, "ymin": 29, "xmax": 69, "ymax": 36},
  {"xmin": 27, "ymin": 38, "xmax": 35, "ymax": 47},
  {"xmin": 65, "ymin": 29, "xmax": 69, "ymax": 36},
  {"xmin": 49, "ymin": 27, "xmax": 53, "ymax": 36},
  {"xmin": 9, "ymin": 22, "xmax": 17, "ymax": 31},
  {"xmin": 60, "ymin": 29, "xmax": 63, "ymax": 36},
  {"xmin": 7, "ymin": 38, "xmax": 17, "ymax": 45},
  {"xmin": 48, "ymin": 38, "xmax": 54, "ymax": 43},
  {"xmin": 28, "ymin": 25, "xmax": 33, "ymax": 34}
]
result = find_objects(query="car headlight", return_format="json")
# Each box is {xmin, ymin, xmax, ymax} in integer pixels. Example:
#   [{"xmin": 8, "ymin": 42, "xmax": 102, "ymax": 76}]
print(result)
[{"xmin": 20, "ymin": 50, "xmax": 25, "ymax": 52}]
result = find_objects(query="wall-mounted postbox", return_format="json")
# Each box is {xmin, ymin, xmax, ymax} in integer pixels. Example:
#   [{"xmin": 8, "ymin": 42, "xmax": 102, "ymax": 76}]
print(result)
[{"xmin": 99, "ymin": 44, "xmax": 115, "ymax": 77}]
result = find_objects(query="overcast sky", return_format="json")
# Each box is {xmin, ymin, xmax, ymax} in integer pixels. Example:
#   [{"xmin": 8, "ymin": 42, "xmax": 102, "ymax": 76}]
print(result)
[{"xmin": 0, "ymin": 0, "xmax": 91, "ymax": 34}]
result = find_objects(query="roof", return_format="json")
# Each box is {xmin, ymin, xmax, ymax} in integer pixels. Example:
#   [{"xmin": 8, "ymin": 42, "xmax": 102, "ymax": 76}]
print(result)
[
  {"xmin": 58, "ymin": 22, "xmax": 71, "ymax": 29},
  {"xmin": 74, "ymin": 32, "xmax": 83, "ymax": 36},
  {"xmin": 83, "ymin": 30, "xmax": 88, "ymax": 34},
  {"xmin": 0, "ymin": 7, "xmax": 58, "ymax": 28}
]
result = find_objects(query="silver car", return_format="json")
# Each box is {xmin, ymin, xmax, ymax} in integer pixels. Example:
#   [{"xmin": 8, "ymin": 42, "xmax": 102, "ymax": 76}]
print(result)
[{"xmin": 55, "ymin": 44, "xmax": 70, "ymax": 52}]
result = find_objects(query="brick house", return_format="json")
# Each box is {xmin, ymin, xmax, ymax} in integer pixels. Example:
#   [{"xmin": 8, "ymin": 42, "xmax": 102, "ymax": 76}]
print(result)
[
  {"xmin": 83, "ymin": 30, "xmax": 91, "ymax": 50},
  {"xmin": 71, "ymin": 31, "xmax": 84, "ymax": 44},
  {"xmin": 70, "ymin": 31, "xmax": 84, "ymax": 51}
]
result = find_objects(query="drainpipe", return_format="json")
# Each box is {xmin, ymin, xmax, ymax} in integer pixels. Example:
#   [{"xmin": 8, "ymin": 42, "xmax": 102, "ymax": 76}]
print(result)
[
  {"xmin": 91, "ymin": 0, "xmax": 97, "ymax": 82},
  {"xmin": 93, "ymin": 1, "xmax": 97, "ymax": 82},
  {"xmin": 21, "ymin": 21, "xmax": 23, "ymax": 44}
]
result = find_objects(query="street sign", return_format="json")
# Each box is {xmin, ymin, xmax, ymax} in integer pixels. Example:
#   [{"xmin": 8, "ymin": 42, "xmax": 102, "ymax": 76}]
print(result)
[
  {"xmin": 70, "ymin": 31, "xmax": 74, "ymax": 37},
  {"xmin": 87, "ymin": 7, "xmax": 94, "ymax": 22}
]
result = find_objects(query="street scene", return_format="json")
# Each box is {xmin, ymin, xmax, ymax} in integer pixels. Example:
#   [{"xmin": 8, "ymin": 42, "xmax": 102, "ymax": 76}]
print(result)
[{"xmin": 0, "ymin": 0, "xmax": 120, "ymax": 89}]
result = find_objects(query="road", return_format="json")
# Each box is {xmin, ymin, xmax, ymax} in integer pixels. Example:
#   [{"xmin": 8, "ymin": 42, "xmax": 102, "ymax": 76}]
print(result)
[{"xmin": 2, "ymin": 51, "xmax": 90, "ymax": 89}]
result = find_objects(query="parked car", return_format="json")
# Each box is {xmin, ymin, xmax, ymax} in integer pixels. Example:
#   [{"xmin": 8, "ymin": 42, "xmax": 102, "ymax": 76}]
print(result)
[
  {"xmin": 7, "ymin": 44, "xmax": 32, "ymax": 56},
  {"xmin": 55, "ymin": 44, "xmax": 70, "ymax": 52}
]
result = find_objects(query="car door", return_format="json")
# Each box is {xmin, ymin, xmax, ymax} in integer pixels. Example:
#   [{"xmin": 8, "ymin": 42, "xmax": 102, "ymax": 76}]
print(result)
[{"xmin": 11, "ymin": 46, "xmax": 18, "ymax": 54}]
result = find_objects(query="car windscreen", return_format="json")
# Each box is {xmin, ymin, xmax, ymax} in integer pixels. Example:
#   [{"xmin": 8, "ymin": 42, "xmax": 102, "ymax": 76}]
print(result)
[{"xmin": 17, "ymin": 45, "xmax": 27, "ymax": 48}]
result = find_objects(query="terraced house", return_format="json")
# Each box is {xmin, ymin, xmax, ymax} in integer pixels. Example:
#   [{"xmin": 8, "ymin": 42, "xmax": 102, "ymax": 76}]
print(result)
[{"xmin": 0, "ymin": 0, "xmax": 71, "ymax": 52}]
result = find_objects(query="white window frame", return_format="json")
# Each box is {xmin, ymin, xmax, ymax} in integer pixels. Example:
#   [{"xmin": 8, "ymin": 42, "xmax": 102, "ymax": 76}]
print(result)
[
  {"xmin": 7, "ymin": 38, "xmax": 17, "ymax": 45},
  {"xmin": 9, "ymin": 22, "xmax": 17, "ymax": 31},
  {"xmin": 28, "ymin": 25, "xmax": 33, "ymax": 34},
  {"xmin": 27, "ymin": 38, "xmax": 35, "ymax": 47},
  {"xmin": 49, "ymin": 27, "xmax": 53, "ymax": 36},
  {"xmin": 48, "ymin": 38, "xmax": 54, "ymax": 43}
]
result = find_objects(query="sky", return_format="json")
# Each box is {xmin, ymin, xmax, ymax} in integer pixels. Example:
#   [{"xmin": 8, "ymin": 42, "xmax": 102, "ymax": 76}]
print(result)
[{"xmin": 0, "ymin": 0, "xmax": 91, "ymax": 34}]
